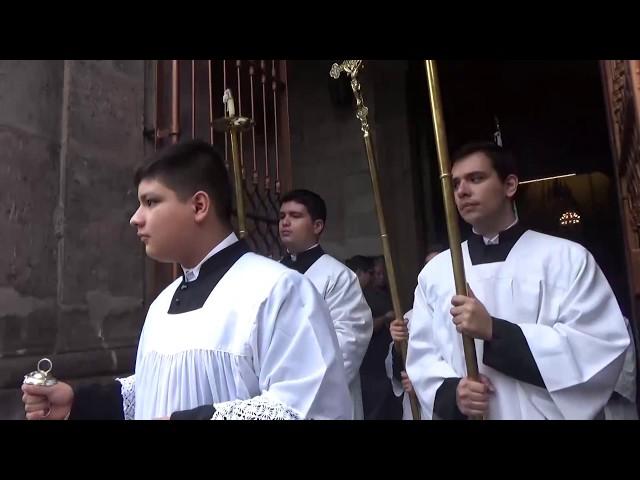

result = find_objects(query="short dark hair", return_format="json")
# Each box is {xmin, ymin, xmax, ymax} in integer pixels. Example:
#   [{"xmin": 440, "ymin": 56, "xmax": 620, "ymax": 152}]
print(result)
[
  {"xmin": 345, "ymin": 255, "xmax": 373, "ymax": 274},
  {"xmin": 134, "ymin": 139, "xmax": 232, "ymax": 224},
  {"xmin": 373, "ymin": 255, "xmax": 385, "ymax": 266},
  {"xmin": 451, "ymin": 141, "xmax": 518, "ymax": 181},
  {"xmin": 280, "ymin": 189, "xmax": 327, "ymax": 223}
]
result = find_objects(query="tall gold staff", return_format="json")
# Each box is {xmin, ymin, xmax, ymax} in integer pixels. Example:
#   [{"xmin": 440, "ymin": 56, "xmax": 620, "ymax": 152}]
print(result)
[
  {"xmin": 424, "ymin": 60, "xmax": 481, "ymax": 419},
  {"xmin": 330, "ymin": 60, "xmax": 421, "ymax": 420},
  {"xmin": 213, "ymin": 89, "xmax": 253, "ymax": 239}
]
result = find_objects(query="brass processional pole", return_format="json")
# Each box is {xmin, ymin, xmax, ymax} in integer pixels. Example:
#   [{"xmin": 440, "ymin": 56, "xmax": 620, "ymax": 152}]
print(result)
[
  {"xmin": 424, "ymin": 60, "xmax": 481, "ymax": 420},
  {"xmin": 330, "ymin": 60, "xmax": 421, "ymax": 420}
]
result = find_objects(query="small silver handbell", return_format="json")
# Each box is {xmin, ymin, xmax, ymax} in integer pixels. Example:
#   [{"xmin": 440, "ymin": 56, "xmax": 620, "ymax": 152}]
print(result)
[{"xmin": 23, "ymin": 358, "xmax": 58, "ymax": 387}]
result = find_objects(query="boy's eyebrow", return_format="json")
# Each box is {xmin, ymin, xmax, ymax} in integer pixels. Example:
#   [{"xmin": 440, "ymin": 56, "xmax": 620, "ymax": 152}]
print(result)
[
  {"xmin": 452, "ymin": 170, "xmax": 486, "ymax": 180},
  {"xmin": 138, "ymin": 192, "xmax": 158, "ymax": 201}
]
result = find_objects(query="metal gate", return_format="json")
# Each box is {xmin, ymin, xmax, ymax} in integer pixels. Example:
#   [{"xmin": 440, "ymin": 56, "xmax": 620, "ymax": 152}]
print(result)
[
  {"xmin": 152, "ymin": 59, "xmax": 291, "ymax": 254},
  {"xmin": 146, "ymin": 60, "xmax": 291, "ymax": 295}
]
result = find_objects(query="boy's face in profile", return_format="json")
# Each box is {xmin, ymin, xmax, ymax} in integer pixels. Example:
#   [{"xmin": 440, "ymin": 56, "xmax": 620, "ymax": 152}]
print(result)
[{"xmin": 130, "ymin": 177, "xmax": 196, "ymax": 264}]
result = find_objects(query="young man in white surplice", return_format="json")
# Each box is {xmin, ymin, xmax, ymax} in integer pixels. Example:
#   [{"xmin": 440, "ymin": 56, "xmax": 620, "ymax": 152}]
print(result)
[
  {"xmin": 406, "ymin": 142, "xmax": 630, "ymax": 420},
  {"xmin": 22, "ymin": 140, "xmax": 351, "ymax": 420},
  {"xmin": 280, "ymin": 189, "xmax": 373, "ymax": 420}
]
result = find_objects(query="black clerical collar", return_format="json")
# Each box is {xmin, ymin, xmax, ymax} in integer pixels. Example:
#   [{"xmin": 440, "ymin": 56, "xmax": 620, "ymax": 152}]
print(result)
[
  {"xmin": 467, "ymin": 222, "xmax": 528, "ymax": 265},
  {"xmin": 181, "ymin": 233, "xmax": 238, "ymax": 282},
  {"xmin": 281, "ymin": 244, "xmax": 325, "ymax": 274},
  {"xmin": 168, "ymin": 239, "xmax": 251, "ymax": 314}
]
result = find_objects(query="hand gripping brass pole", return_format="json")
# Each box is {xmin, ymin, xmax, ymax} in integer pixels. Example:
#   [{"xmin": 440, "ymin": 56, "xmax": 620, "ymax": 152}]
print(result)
[
  {"xmin": 424, "ymin": 60, "xmax": 481, "ymax": 420},
  {"xmin": 331, "ymin": 60, "xmax": 421, "ymax": 420},
  {"xmin": 213, "ymin": 89, "xmax": 253, "ymax": 239}
]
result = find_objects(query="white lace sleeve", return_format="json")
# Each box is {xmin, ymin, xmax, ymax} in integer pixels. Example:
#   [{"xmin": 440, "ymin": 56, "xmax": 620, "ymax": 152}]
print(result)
[
  {"xmin": 211, "ymin": 396, "xmax": 300, "ymax": 420},
  {"xmin": 115, "ymin": 375, "xmax": 135, "ymax": 420}
]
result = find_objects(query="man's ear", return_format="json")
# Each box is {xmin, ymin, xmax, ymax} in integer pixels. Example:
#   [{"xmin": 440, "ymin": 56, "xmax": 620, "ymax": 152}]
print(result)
[
  {"xmin": 192, "ymin": 191, "xmax": 211, "ymax": 223},
  {"xmin": 313, "ymin": 219, "xmax": 325, "ymax": 236},
  {"xmin": 504, "ymin": 174, "xmax": 518, "ymax": 200}
]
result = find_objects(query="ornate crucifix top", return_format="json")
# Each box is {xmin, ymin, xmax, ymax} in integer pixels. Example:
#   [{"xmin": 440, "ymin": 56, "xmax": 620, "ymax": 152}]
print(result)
[{"xmin": 330, "ymin": 60, "xmax": 370, "ymax": 134}]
